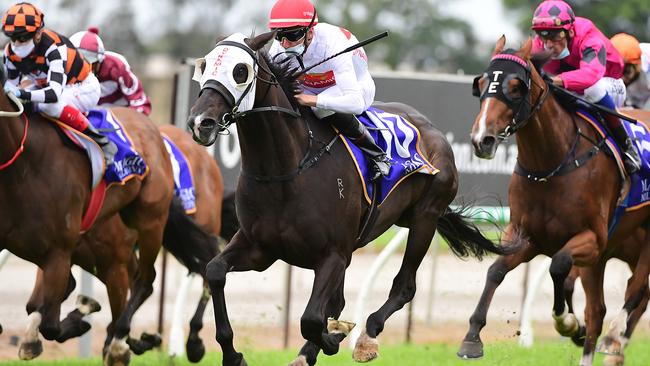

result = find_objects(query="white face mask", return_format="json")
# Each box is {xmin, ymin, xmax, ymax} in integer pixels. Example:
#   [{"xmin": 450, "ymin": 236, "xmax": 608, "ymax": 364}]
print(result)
[
  {"xmin": 11, "ymin": 40, "xmax": 35, "ymax": 58},
  {"xmin": 553, "ymin": 46, "xmax": 570, "ymax": 60},
  {"xmin": 284, "ymin": 43, "xmax": 305, "ymax": 56}
]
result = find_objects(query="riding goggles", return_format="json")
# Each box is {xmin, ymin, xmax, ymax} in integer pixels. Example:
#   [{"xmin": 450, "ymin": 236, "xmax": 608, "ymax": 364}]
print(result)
[
  {"xmin": 275, "ymin": 27, "xmax": 308, "ymax": 42},
  {"xmin": 535, "ymin": 29, "xmax": 566, "ymax": 42},
  {"xmin": 8, "ymin": 32, "xmax": 34, "ymax": 43}
]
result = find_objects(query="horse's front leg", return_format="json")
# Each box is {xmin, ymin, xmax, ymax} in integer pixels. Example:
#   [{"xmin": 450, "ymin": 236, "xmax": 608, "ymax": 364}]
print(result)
[
  {"xmin": 458, "ymin": 225, "xmax": 537, "ymax": 359},
  {"xmin": 207, "ymin": 231, "xmax": 275, "ymax": 366},
  {"xmin": 550, "ymin": 230, "xmax": 601, "ymax": 339},
  {"xmin": 299, "ymin": 252, "xmax": 348, "ymax": 357},
  {"xmin": 20, "ymin": 250, "xmax": 72, "ymax": 360},
  {"xmin": 186, "ymin": 280, "xmax": 211, "ymax": 363}
]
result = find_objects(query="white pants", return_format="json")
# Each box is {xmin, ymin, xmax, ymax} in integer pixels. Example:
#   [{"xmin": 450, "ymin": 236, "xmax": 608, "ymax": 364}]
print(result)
[
  {"xmin": 583, "ymin": 77, "xmax": 627, "ymax": 107},
  {"xmin": 36, "ymin": 73, "xmax": 101, "ymax": 118}
]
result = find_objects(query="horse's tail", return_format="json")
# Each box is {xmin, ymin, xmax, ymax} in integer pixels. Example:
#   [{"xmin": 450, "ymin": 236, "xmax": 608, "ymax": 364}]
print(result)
[
  {"xmin": 162, "ymin": 197, "xmax": 219, "ymax": 275},
  {"xmin": 219, "ymin": 191, "xmax": 239, "ymax": 242},
  {"xmin": 437, "ymin": 205, "xmax": 515, "ymax": 260}
]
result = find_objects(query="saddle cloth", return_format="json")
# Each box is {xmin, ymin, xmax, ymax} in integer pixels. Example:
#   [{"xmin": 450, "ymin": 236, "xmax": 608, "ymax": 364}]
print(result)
[
  {"xmin": 340, "ymin": 106, "xmax": 439, "ymax": 205},
  {"xmin": 162, "ymin": 134, "xmax": 197, "ymax": 214}
]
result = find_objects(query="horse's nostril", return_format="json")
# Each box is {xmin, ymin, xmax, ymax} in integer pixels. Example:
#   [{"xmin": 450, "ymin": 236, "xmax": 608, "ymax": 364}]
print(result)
[
  {"xmin": 199, "ymin": 118, "xmax": 217, "ymax": 130},
  {"xmin": 481, "ymin": 136, "xmax": 496, "ymax": 150}
]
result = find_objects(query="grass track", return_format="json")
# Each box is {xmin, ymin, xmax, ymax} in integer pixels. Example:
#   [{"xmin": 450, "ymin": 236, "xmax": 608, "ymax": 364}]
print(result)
[{"xmin": 2, "ymin": 339, "xmax": 650, "ymax": 366}]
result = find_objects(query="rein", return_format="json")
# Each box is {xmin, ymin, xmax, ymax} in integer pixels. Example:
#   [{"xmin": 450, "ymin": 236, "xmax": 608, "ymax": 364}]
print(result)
[
  {"xmin": 0, "ymin": 93, "xmax": 28, "ymax": 171},
  {"xmin": 202, "ymin": 39, "xmax": 338, "ymax": 182}
]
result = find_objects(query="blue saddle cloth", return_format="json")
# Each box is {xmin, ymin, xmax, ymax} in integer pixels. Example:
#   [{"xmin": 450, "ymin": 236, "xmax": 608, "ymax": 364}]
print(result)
[
  {"xmin": 162, "ymin": 135, "xmax": 197, "ymax": 214},
  {"xmin": 86, "ymin": 109, "xmax": 148, "ymax": 185},
  {"xmin": 576, "ymin": 108, "xmax": 650, "ymax": 236},
  {"xmin": 342, "ymin": 106, "xmax": 438, "ymax": 205}
]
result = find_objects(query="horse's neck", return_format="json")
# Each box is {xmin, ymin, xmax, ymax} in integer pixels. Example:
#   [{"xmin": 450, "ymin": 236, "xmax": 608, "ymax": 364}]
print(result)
[
  {"xmin": 515, "ymin": 95, "xmax": 578, "ymax": 171},
  {"xmin": 236, "ymin": 106, "xmax": 311, "ymax": 178},
  {"xmin": 0, "ymin": 103, "xmax": 25, "ymax": 168}
]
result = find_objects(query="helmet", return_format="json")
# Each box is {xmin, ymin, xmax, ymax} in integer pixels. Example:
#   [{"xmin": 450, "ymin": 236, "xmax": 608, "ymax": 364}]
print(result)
[
  {"xmin": 70, "ymin": 27, "xmax": 105, "ymax": 63},
  {"xmin": 268, "ymin": 0, "xmax": 318, "ymax": 29},
  {"xmin": 611, "ymin": 33, "xmax": 641, "ymax": 65},
  {"xmin": 531, "ymin": 0, "xmax": 575, "ymax": 31},
  {"xmin": 2, "ymin": 2, "xmax": 44, "ymax": 39}
]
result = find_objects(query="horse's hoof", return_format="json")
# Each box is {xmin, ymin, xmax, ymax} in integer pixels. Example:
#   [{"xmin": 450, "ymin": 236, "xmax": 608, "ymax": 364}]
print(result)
[
  {"xmin": 18, "ymin": 339, "xmax": 43, "ymax": 360},
  {"xmin": 104, "ymin": 348, "xmax": 131, "ymax": 366},
  {"xmin": 0, "ymin": 323, "xmax": 3, "ymax": 334},
  {"xmin": 288, "ymin": 355, "xmax": 309, "ymax": 366},
  {"xmin": 603, "ymin": 354, "xmax": 625, "ymax": 366},
  {"xmin": 553, "ymin": 311, "xmax": 579, "ymax": 337},
  {"xmin": 77, "ymin": 294, "xmax": 102, "ymax": 315},
  {"xmin": 570, "ymin": 326, "xmax": 586, "ymax": 347},
  {"xmin": 327, "ymin": 318, "xmax": 356, "ymax": 336},
  {"xmin": 457, "ymin": 340, "xmax": 484, "ymax": 359},
  {"xmin": 597, "ymin": 336, "xmax": 622, "ymax": 355},
  {"xmin": 186, "ymin": 335, "xmax": 206, "ymax": 363},
  {"xmin": 352, "ymin": 332, "xmax": 379, "ymax": 363},
  {"xmin": 140, "ymin": 332, "xmax": 162, "ymax": 348}
]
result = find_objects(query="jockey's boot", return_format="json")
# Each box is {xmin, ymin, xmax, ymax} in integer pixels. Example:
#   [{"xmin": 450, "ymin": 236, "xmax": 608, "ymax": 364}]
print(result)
[
  {"xmin": 323, "ymin": 113, "xmax": 390, "ymax": 181},
  {"xmin": 59, "ymin": 105, "xmax": 117, "ymax": 166},
  {"xmin": 604, "ymin": 113, "xmax": 641, "ymax": 175}
]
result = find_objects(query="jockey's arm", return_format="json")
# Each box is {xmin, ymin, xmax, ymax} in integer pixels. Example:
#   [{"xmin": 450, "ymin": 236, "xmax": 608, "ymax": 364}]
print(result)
[
  {"xmin": 2, "ymin": 53, "xmax": 21, "ymax": 86},
  {"xmin": 19, "ymin": 46, "xmax": 66, "ymax": 103},
  {"xmin": 115, "ymin": 64, "xmax": 151, "ymax": 114},
  {"xmin": 558, "ymin": 38, "xmax": 607, "ymax": 93},
  {"xmin": 315, "ymin": 52, "xmax": 365, "ymax": 115}
]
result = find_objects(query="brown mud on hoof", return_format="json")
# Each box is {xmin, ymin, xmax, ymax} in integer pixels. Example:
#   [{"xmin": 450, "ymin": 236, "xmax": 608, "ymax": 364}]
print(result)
[
  {"xmin": 77, "ymin": 294, "xmax": 102, "ymax": 315},
  {"xmin": 287, "ymin": 355, "xmax": 309, "ymax": 366},
  {"xmin": 596, "ymin": 336, "xmax": 622, "ymax": 356},
  {"xmin": 18, "ymin": 338, "xmax": 43, "ymax": 360},
  {"xmin": 603, "ymin": 354, "xmax": 625, "ymax": 366},
  {"xmin": 327, "ymin": 318, "xmax": 356, "ymax": 336}
]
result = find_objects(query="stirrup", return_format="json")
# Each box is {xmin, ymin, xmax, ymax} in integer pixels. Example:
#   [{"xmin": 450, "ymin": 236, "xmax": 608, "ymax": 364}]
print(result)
[
  {"xmin": 623, "ymin": 151, "xmax": 641, "ymax": 175},
  {"xmin": 370, "ymin": 159, "xmax": 391, "ymax": 181}
]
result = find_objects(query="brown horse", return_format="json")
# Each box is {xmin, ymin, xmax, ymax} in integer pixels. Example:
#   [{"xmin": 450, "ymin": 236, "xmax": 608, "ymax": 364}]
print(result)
[
  {"xmin": 24, "ymin": 124, "xmax": 236, "ymax": 364},
  {"xmin": 0, "ymin": 61, "xmax": 174, "ymax": 362},
  {"xmin": 187, "ymin": 31, "xmax": 511, "ymax": 366},
  {"xmin": 458, "ymin": 36, "xmax": 650, "ymax": 366}
]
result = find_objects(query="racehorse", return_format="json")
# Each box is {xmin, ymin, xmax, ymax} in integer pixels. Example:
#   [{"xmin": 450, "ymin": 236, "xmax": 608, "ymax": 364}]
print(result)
[
  {"xmin": 187, "ymin": 31, "xmax": 511, "ymax": 366},
  {"xmin": 458, "ymin": 36, "xmax": 650, "ymax": 366},
  {"xmin": 23, "ymin": 124, "xmax": 236, "ymax": 364},
  {"xmin": 0, "ymin": 62, "xmax": 175, "ymax": 362}
]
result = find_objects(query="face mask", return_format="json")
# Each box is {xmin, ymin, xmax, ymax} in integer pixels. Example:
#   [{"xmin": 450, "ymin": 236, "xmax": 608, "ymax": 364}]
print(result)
[
  {"xmin": 552, "ymin": 46, "xmax": 570, "ymax": 60},
  {"xmin": 11, "ymin": 40, "xmax": 35, "ymax": 58},
  {"xmin": 284, "ymin": 43, "xmax": 305, "ymax": 56}
]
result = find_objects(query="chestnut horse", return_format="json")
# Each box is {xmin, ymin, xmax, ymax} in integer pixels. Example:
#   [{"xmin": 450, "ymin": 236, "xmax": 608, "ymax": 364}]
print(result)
[
  {"xmin": 187, "ymin": 31, "xmax": 511, "ymax": 366},
  {"xmin": 458, "ymin": 36, "xmax": 650, "ymax": 366},
  {"xmin": 0, "ymin": 63, "xmax": 174, "ymax": 361}
]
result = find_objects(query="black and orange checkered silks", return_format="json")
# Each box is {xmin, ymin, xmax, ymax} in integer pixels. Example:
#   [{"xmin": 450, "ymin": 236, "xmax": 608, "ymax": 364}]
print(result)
[{"xmin": 2, "ymin": 2, "xmax": 44, "ymax": 36}]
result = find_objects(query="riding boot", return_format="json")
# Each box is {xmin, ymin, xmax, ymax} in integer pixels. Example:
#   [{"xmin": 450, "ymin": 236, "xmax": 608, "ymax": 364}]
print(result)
[
  {"xmin": 83, "ymin": 123, "xmax": 118, "ymax": 166},
  {"xmin": 59, "ymin": 105, "xmax": 117, "ymax": 165},
  {"xmin": 604, "ymin": 114, "xmax": 641, "ymax": 175},
  {"xmin": 323, "ymin": 112, "xmax": 391, "ymax": 181}
]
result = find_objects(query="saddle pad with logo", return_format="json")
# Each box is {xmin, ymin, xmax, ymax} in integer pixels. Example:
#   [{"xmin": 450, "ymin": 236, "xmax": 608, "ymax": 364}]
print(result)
[
  {"xmin": 576, "ymin": 109, "xmax": 650, "ymax": 235},
  {"xmin": 161, "ymin": 134, "xmax": 197, "ymax": 214},
  {"xmin": 86, "ymin": 109, "xmax": 149, "ymax": 186},
  {"xmin": 341, "ymin": 106, "xmax": 439, "ymax": 205}
]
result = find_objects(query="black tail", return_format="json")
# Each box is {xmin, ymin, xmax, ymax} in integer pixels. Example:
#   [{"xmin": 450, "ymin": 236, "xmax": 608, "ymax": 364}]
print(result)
[
  {"xmin": 163, "ymin": 198, "xmax": 219, "ymax": 275},
  {"xmin": 437, "ymin": 205, "xmax": 516, "ymax": 260},
  {"xmin": 219, "ymin": 191, "xmax": 239, "ymax": 242}
]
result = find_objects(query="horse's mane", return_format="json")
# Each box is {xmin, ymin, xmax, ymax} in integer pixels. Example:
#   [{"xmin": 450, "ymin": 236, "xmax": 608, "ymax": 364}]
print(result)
[
  {"xmin": 530, "ymin": 50, "xmax": 553, "ymax": 75},
  {"xmin": 258, "ymin": 50, "xmax": 301, "ymax": 109}
]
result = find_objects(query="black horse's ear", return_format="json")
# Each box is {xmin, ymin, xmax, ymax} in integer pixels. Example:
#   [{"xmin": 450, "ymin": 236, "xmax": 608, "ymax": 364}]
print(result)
[{"xmin": 246, "ymin": 31, "xmax": 275, "ymax": 51}]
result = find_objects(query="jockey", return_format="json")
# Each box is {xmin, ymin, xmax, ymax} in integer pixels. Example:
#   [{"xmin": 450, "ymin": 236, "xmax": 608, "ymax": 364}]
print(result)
[
  {"xmin": 610, "ymin": 33, "xmax": 650, "ymax": 109},
  {"xmin": 531, "ymin": 0, "xmax": 641, "ymax": 174},
  {"xmin": 267, "ymin": 0, "xmax": 390, "ymax": 181},
  {"xmin": 70, "ymin": 27, "xmax": 152, "ymax": 116},
  {"xmin": 1, "ymin": 2, "xmax": 116, "ymax": 164}
]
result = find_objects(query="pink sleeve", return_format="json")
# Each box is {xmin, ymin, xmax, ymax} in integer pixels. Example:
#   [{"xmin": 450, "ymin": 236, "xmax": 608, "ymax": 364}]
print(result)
[{"xmin": 559, "ymin": 36, "xmax": 607, "ymax": 92}]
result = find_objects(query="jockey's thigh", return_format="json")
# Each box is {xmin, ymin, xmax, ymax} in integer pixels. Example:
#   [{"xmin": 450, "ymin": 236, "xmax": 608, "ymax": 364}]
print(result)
[{"xmin": 583, "ymin": 77, "xmax": 627, "ymax": 107}]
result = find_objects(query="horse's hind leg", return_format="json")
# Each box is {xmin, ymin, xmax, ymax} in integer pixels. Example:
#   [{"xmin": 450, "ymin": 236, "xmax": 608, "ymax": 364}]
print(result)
[
  {"xmin": 186, "ymin": 280, "xmax": 211, "ymax": 363},
  {"xmin": 290, "ymin": 277, "xmax": 347, "ymax": 366},
  {"xmin": 353, "ymin": 216, "xmax": 437, "ymax": 362},
  {"xmin": 577, "ymin": 263, "xmax": 607, "ymax": 366},
  {"xmin": 207, "ymin": 231, "xmax": 275, "ymax": 366},
  {"xmin": 458, "ymin": 225, "xmax": 537, "ymax": 359}
]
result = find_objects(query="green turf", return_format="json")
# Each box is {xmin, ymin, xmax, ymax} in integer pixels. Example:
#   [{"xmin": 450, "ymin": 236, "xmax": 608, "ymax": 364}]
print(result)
[{"xmin": 3, "ymin": 339, "xmax": 650, "ymax": 366}]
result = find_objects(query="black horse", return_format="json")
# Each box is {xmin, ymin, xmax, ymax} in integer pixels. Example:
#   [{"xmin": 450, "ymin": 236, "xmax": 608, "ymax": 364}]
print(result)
[{"xmin": 187, "ymin": 31, "xmax": 512, "ymax": 366}]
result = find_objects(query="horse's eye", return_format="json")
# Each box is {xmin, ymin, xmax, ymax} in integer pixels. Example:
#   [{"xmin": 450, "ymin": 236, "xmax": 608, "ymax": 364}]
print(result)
[{"xmin": 233, "ymin": 63, "xmax": 249, "ymax": 84}]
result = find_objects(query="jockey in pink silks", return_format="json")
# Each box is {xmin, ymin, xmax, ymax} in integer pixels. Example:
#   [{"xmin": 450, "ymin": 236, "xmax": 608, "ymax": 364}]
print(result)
[{"xmin": 531, "ymin": 0, "xmax": 641, "ymax": 174}]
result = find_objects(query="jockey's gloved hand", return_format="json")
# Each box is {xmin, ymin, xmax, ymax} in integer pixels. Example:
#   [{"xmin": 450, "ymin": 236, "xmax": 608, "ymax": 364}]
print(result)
[{"xmin": 3, "ymin": 82, "xmax": 23, "ymax": 99}]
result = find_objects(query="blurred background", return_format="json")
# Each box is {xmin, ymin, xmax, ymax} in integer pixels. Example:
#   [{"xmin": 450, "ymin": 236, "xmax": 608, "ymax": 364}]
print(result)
[{"xmin": 12, "ymin": 0, "xmax": 648, "ymax": 128}]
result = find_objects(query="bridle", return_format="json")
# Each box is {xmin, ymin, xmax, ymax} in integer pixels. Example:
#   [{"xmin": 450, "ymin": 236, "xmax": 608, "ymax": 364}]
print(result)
[
  {"xmin": 0, "ymin": 93, "xmax": 28, "ymax": 171},
  {"xmin": 472, "ymin": 53, "xmax": 550, "ymax": 140},
  {"xmin": 198, "ymin": 39, "xmax": 301, "ymax": 131}
]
